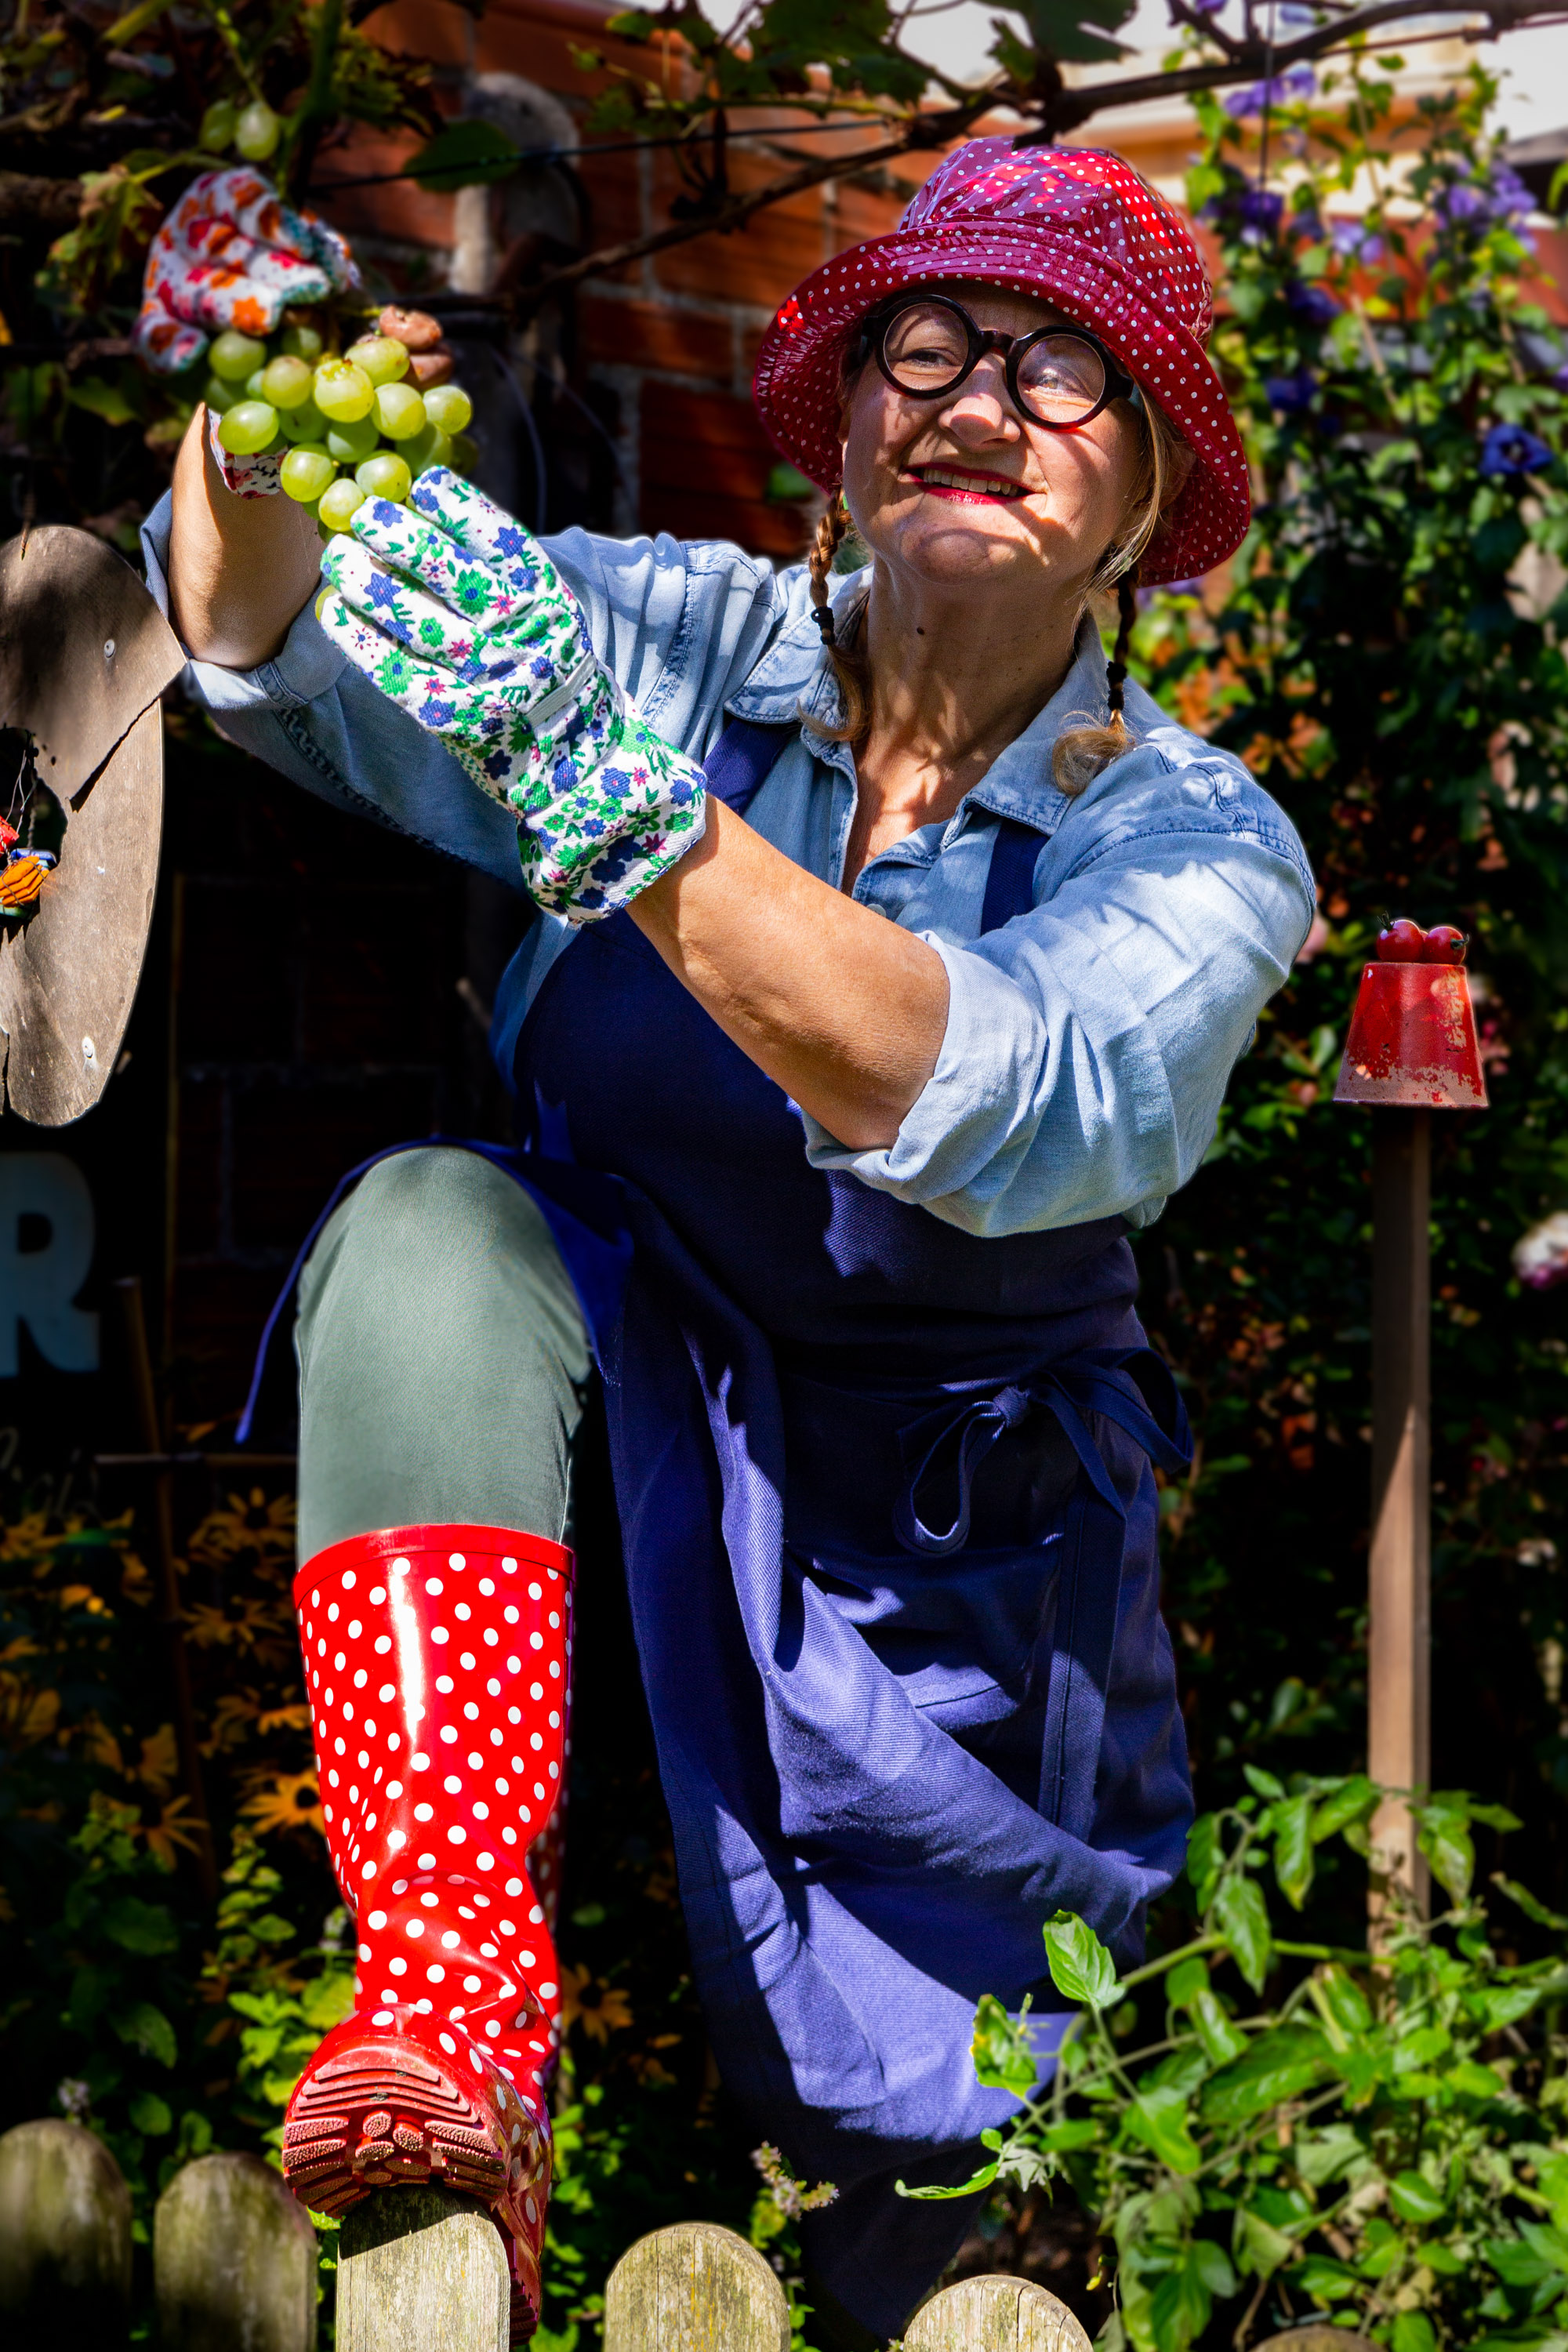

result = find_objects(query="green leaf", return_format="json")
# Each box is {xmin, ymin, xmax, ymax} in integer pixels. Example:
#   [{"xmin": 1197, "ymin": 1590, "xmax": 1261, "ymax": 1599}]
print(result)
[
  {"xmin": 1123, "ymin": 2082, "xmax": 1202, "ymax": 2175},
  {"xmin": 1200, "ymin": 2024, "xmax": 1336, "ymax": 2124},
  {"xmin": 405, "ymin": 119, "xmax": 520, "ymax": 193},
  {"xmin": 1043, "ymin": 1911, "xmax": 1120, "ymax": 2010},
  {"xmin": 1167, "ymin": 1957, "xmax": 1247, "ymax": 2067},
  {"xmin": 1234, "ymin": 2201, "xmax": 1296, "ymax": 2279},
  {"xmin": 1289, "ymin": 2253, "xmax": 1360, "ymax": 2303},
  {"xmin": 68, "ymin": 374, "xmax": 139, "ymax": 426},
  {"xmin": 1310, "ymin": 1774, "xmax": 1377, "ymax": 1843},
  {"xmin": 1186, "ymin": 1813, "xmax": 1222, "ymax": 1909},
  {"xmin": 971, "ymin": 1994, "xmax": 1039, "ymax": 2099},
  {"xmin": 1313, "ymin": 1964, "xmax": 1371, "ymax": 2039},
  {"xmin": 1392, "ymin": 2314, "xmax": 1438, "ymax": 2352},
  {"xmin": 1416, "ymin": 1804, "xmax": 1475, "ymax": 1903},
  {"xmin": 1243, "ymin": 1763, "xmax": 1286, "ymax": 1802},
  {"xmin": 1272, "ymin": 1794, "xmax": 1316, "ymax": 1910},
  {"xmin": 1018, "ymin": 0, "xmax": 1138, "ymax": 66},
  {"xmin": 1494, "ymin": 1876, "xmax": 1568, "ymax": 1932},
  {"xmin": 1295, "ymin": 2123, "xmax": 1367, "ymax": 2187},
  {"xmin": 1215, "ymin": 1874, "xmax": 1272, "ymax": 1994},
  {"xmin": 101, "ymin": 1896, "xmax": 178, "ymax": 1955},
  {"xmin": 1388, "ymin": 2169, "xmax": 1447, "ymax": 2223},
  {"xmin": 896, "ymin": 2160, "xmax": 999, "ymax": 2200},
  {"xmin": 127, "ymin": 2089, "xmax": 172, "ymax": 2136},
  {"xmin": 604, "ymin": 7, "xmax": 655, "ymax": 32},
  {"xmin": 111, "ymin": 2001, "xmax": 177, "ymax": 2069}
]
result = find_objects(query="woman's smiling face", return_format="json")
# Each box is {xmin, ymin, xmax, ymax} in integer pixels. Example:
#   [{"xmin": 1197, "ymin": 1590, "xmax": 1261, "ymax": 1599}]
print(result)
[{"xmin": 840, "ymin": 283, "xmax": 1142, "ymax": 611}]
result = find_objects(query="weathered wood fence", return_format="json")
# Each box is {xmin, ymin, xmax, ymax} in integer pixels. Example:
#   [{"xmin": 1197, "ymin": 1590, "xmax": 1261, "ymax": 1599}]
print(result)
[{"xmin": 0, "ymin": 2115, "xmax": 1360, "ymax": 2349}]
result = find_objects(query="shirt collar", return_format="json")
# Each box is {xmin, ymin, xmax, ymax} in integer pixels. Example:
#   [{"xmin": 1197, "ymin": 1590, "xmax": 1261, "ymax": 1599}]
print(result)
[{"xmin": 726, "ymin": 583, "xmax": 1109, "ymax": 839}]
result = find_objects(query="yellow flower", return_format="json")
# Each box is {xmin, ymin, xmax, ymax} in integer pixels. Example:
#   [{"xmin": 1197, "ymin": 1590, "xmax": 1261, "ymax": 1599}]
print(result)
[
  {"xmin": 240, "ymin": 1769, "xmax": 325, "ymax": 1838},
  {"xmin": 559, "ymin": 1962, "xmax": 633, "ymax": 2042}
]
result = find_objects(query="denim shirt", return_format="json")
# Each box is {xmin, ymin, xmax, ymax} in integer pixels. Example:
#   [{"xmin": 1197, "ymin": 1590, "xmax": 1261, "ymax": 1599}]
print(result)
[{"xmin": 141, "ymin": 495, "xmax": 1314, "ymax": 1240}]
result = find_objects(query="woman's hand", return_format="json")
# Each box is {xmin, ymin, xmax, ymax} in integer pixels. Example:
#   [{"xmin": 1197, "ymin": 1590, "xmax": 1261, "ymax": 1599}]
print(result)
[
  {"xmin": 134, "ymin": 168, "xmax": 357, "ymax": 376},
  {"xmin": 169, "ymin": 405, "xmax": 323, "ymax": 670},
  {"xmin": 317, "ymin": 471, "xmax": 708, "ymax": 920},
  {"xmin": 317, "ymin": 471, "xmax": 948, "ymax": 1148}
]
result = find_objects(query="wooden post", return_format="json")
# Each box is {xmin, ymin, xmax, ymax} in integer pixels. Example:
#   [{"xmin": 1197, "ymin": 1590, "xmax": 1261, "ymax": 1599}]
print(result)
[
  {"xmin": 603, "ymin": 2221, "xmax": 789, "ymax": 2351},
  {"xmin": 336, "ymin": 2187, "xmax": 510, "ymax": 2352},
  {"xmin": 154, "ymin": 2151, "xmax": 318, "ymax": 2352},
  {"xmin": 903, "ymin": 2276, "xmax": 1092, "ymax": 2350},
  {"xmin": 1367, "ymin": 1108, "xmax": 1431, "ymax": 1919},
  {"xmin": 0, "ymin": 2118, "xmax": 132, "ymax": 2348}
]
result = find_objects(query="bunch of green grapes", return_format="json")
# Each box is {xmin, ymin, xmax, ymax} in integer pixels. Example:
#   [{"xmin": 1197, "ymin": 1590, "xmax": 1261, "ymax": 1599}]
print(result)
[{"xmin": 205, "ymin": 306, "xmax": 476, "ymax": 533}]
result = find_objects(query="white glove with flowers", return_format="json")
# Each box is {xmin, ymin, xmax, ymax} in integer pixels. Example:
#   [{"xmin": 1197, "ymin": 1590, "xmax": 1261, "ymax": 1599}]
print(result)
[{"xmin": 316, "ymin": 469, "xmax": 708, "ymax": 921}]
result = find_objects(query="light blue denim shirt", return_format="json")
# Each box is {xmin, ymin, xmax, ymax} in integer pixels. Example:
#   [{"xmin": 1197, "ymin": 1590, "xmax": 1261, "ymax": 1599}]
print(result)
[{"xmin": 141, "ymin": 495, "xmax": 1314, "ymax": 1240}]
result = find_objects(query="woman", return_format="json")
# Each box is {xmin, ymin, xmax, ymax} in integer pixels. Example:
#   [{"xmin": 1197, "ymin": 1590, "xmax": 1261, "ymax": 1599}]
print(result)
[{"xmin": 150, "ymin": 140, "xmax": 1312, "ymax": 2346}]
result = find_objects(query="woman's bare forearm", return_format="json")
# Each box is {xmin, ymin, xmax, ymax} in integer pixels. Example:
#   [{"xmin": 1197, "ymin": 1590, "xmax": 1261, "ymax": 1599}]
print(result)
[
  {"xmin": 169, "ymin": 406, "xmax": 323, "ymax": 667},
  {"xmin": 630, "ymin": 798, "xmax": 949, "ymax": 1151}
]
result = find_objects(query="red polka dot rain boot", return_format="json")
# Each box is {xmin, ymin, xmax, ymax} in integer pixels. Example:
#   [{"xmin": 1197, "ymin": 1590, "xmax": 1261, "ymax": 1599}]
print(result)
[{"xmin": 280, "ymin": 1524, "xmax": 573, "ymax": 2339}]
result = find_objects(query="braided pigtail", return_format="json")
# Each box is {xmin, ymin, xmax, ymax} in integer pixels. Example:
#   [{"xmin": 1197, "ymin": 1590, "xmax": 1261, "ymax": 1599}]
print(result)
[
  {"xmin": 808, "ymin": 494, "xmax": 847, "ymax": 645},
  {"xmin": 1105, "ymin": 568, "xmax": 1138, "ymax": 731},
  {"xmin": 1051, "ymin": 563, "xmax": 1141, "ymax": 796},
  {"xmin": 801, "ymin": 489, "xmax": 871, "ymax": 745}
]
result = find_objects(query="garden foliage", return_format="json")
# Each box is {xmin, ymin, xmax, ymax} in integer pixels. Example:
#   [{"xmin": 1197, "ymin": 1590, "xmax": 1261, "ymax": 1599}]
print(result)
[{"xmin": 931, "ymin": 1777, "xmax": 1568, "ymax": 2352}]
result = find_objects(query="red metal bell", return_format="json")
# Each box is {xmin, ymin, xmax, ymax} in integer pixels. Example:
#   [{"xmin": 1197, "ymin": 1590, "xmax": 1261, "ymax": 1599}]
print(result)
[{"xmin": 1333, "ymin": 921, "xmax": 1488, "ymax": 1110}]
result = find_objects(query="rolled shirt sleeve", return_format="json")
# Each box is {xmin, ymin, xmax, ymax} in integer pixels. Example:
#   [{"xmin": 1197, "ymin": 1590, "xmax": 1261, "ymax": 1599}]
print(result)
[{"xmin": 802, "ymin": 772, "xmax": 1314, "ymax": 1240}]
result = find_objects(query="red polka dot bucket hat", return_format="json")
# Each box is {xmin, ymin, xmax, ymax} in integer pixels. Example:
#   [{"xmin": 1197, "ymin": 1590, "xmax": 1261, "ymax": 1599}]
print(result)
[{"xmin": 752, "ymin": 138, "xmax": 1250, "ymax": 584}]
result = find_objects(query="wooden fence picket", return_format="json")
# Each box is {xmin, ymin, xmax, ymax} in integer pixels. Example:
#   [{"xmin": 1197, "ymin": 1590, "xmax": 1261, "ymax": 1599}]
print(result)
[
  {"xmin": 0, "ymin": 2117, "xmax": 133, "ymax": 2348},
  {"xmin": 603, "ymin": 2220, "xmax": 790, "ymax": 2351},
  {"xmin": 335, "ymin": 2183, "xmax": 511, "ymax": 2352},
  {"xmin": 902, "ymin": 2274, "xmax": 1093, "ymax": 2350},
  {"xmin": 153, "ymin": 2150, "xmax": 318, "ymax": 2351}
]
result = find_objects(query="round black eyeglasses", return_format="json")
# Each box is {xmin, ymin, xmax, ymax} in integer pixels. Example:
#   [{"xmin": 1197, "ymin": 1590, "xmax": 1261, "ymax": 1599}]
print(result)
[{"xmin": 854, "ymin": 294, "xmax": 1135, "ymax": 431}]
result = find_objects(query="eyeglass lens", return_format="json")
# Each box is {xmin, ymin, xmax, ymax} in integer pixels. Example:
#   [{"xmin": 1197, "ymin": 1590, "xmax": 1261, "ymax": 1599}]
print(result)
[{"xmin": 880, "ymin": 302, "xmax": 1108, "ymax": 423}]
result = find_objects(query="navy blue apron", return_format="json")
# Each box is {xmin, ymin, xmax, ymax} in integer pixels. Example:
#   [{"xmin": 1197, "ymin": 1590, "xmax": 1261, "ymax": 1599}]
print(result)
[
  {"xmin": 510, "ymin": 722, "xmax": 1193, "ymax": 2330},
  {"xmin": 245, "ymin": 719, "xmax": 1193, "ymax": 2334}
]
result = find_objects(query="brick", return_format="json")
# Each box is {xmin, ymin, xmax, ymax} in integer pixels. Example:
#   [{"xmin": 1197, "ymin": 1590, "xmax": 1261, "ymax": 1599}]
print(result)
[
  {"xmin": 579, "ymin": 294, "xmax": 732, "ymax": 383},
  {"xmin": 640, "ymin": 379, "xmax": 811, "ymax": 556},
  {"xmin": 652, "ymin": 149, "xmax": 831, "ymax": 306},
  {"xmin": 642, "ymin": 484, "xmax": 809, "ymax": 560},
  {"xmin": 358, "ymin": 0, "xmax": 474, "ymax": 66}
]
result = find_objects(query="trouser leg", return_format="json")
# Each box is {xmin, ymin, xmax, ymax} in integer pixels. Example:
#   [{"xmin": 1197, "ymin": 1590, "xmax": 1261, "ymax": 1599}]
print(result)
[
  {"xmin": 294, "ymin": 1145, "xmax": 592, "ymax": 1559},
  {"xmin": 283, "ymin": 1147, "xmax": 591, "ymax": 2340}
]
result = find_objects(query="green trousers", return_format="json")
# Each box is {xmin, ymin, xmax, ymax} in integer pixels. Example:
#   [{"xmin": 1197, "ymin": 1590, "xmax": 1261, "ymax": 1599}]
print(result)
[{"xmin": 292, "ymin": 1146, "xmax": 592, "ymax": 1566}]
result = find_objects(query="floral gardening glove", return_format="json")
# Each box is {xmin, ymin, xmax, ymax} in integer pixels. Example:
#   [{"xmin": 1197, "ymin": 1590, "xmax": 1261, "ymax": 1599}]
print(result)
[
  {"xmin": 316, "ymin": 468, "xmax": 707, "ymax": 921},
  {"xmin": 134, "ymin": 169, "xmax": 358, "ymax": 376}
]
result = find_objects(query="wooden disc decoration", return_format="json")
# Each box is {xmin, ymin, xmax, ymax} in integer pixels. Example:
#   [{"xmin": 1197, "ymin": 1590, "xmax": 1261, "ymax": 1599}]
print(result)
[{"xmin": 0, "ymin": 524, "xmax": 184, "ymax": 1127}]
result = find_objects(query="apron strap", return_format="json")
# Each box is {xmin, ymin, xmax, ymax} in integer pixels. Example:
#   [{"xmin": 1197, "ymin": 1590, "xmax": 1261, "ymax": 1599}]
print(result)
[
  {"xmin": 702, "ymin": 718, "xmax": 796, "ymax": 815},
  {"xmin": 980, "ymin": 815, "xmax": 1044, "ymax": 934}
]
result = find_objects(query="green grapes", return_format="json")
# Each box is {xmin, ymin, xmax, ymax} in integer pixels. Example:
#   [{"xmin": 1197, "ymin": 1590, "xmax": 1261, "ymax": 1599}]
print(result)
[
  {"xmin": 318, "ymin": 478, "xmax": 368, "ymax": 535},
  {"xmin": 201, "ymin": 306, "xmax": 473, "ymax": 514},
  {"xmin": 280, "ymin": 400, "xmax": 329, "ymax": 444},
  {"xmin": 354, "ymin": 451, "xmax": 412, "ymax": 503},
  {"xmin": 346, "ymin": 336, "xmax": 411, "ymax": 388},
  {"xmin": 324, "ymin": 413, "xmax": 379, "ymax": 464},
  {"xmin": 261, "ymin": 355, "xmax": 316, "ymax": 411},
  {"xmin": 422, "ymin": 384, "xmax": 473, "ymax": 437},
  {"xmin": 217, "ymin": 400, "xmax": 281, "ymax": 456},
  {"xmin": 281, "ymin": 446, "xmax": 337, "ymax": 505},
  {"xmin": 372, "ymin": 382, "xmax": 426, "ymax": 442},
  {"xmin": 234, "ymin": 100, "xmax": 281, "ymax": 161},
  {"xmin": 209, "ymin": 329, "xmax": 267, "ymax": 383},
  {"xmin": 312, "ymin": 359, "xmax": 376, "ymax": 423}
]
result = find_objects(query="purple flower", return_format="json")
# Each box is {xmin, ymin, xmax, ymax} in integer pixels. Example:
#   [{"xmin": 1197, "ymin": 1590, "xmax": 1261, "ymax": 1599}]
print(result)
[
  {"xmin": 1265, "ymin": 368, "xmax": 1318, "ymax": 413},
  {"xmin": 1330, "ymin": 218, "xmax": 1384, "ymax": 265},
  {"xmin": 1239, "ymin": 185, "xmax": 1285, "ymax": 233},
  {"xmin": 1189, "ymin": 0, "xmax": 1227, "ymax": 14},
  {"xmin": 1553, "ymin": 364, "xmax": 1568, "ymax": 393},
  {"xmin": 1285, "ymin": 278, "xmax": 1341, "ymax": 326},
  {"xmin": 1224, "ymin": 65, "xmax": 1315, "ymax": 115},
  {"xmin": 1434, "ymin": 161, "xmax": 1534, "ymax": 230},
  {"xmin": 1514, "ymin": 1213, "xmax": 1568, "ymax": 1290},
  {"xmin": 1480, "ymin": 423, "xmax": 1552, "ymax": 477}
]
